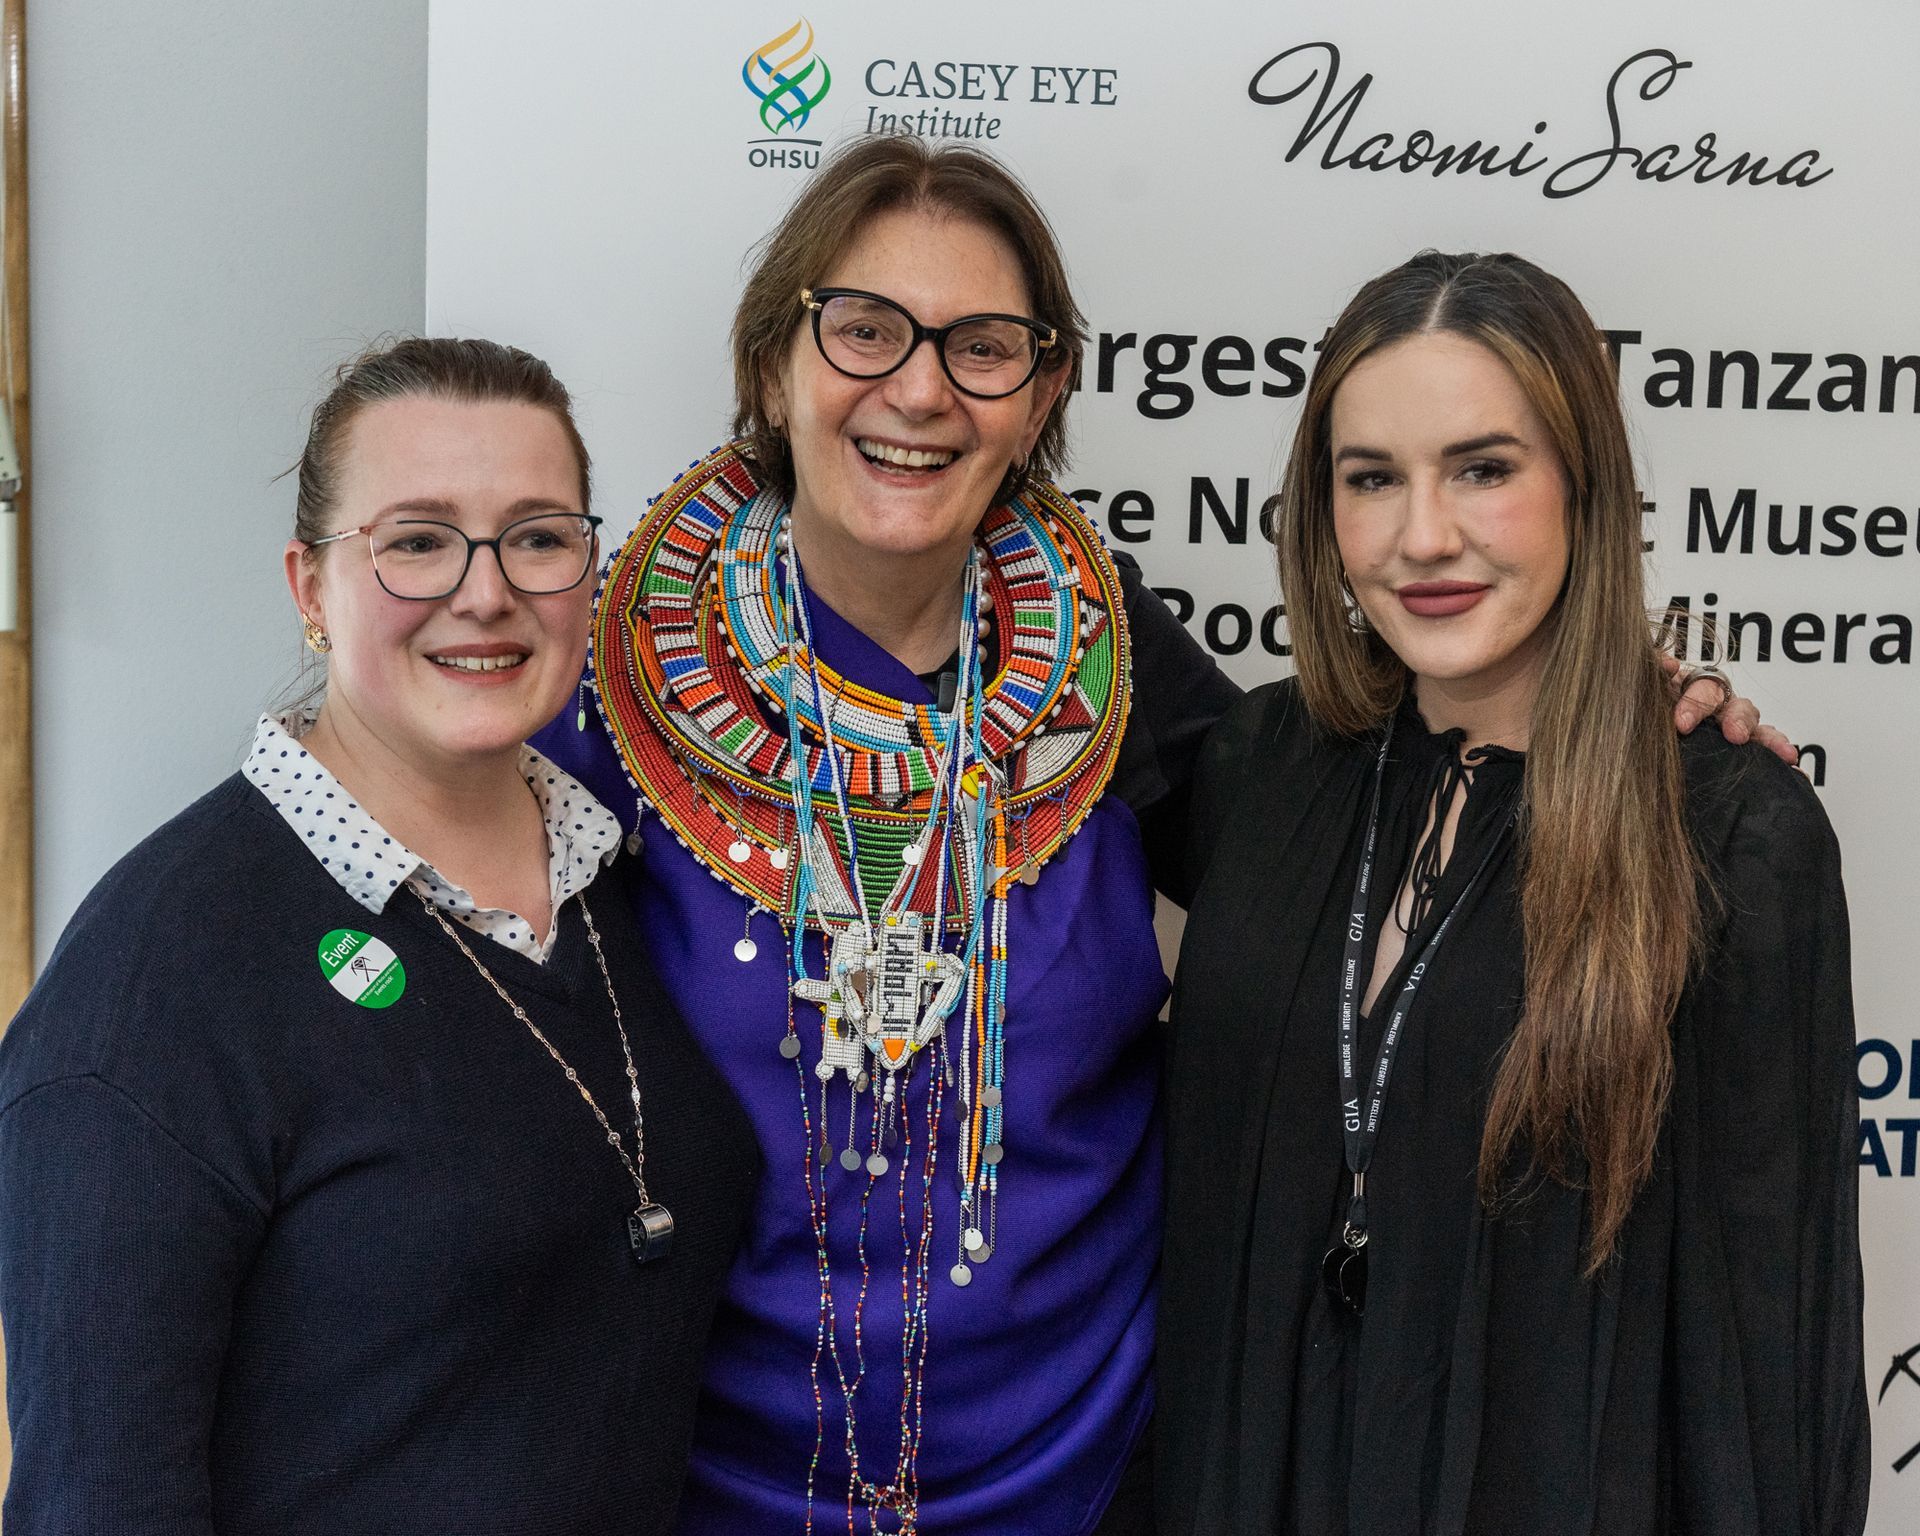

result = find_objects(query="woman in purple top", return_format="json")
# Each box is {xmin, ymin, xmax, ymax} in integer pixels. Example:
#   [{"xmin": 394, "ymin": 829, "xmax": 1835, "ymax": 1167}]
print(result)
[
  {"xmin": 536, "ymin": 138, "xmax": 1775, "ymax": 1536},
  {"xmin": 538, "ymin": 134, "xmax": 1233, "ymax": 1536}
]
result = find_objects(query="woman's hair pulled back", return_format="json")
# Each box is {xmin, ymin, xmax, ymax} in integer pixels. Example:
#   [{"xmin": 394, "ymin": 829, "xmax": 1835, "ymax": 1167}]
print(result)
[{"xmin": 294, "ymin": 336, "xmax": 592, "ymax": 543}]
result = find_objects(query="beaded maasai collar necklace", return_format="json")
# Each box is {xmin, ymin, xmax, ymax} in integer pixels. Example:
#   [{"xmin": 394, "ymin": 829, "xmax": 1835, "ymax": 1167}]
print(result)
[
  {"xmin": 591, "ymin": 441, "xmax": 1130, "ymax": 1531},
  {"xmin": 592, "ymin": 443, "xmax": 1129, "ymax": 928}
]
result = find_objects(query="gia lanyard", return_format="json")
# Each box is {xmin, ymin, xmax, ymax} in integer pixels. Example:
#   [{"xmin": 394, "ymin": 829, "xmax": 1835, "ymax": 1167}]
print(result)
[{"xmin": 1323, "ymin": 730, "xmax": 1516, "ymax": 1317}]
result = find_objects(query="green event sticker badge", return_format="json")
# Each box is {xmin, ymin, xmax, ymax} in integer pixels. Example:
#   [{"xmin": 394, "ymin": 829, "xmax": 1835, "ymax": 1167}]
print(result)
[{"xmin": 316, "ymin": 928, "xmax": 407, "ymax": 1009}]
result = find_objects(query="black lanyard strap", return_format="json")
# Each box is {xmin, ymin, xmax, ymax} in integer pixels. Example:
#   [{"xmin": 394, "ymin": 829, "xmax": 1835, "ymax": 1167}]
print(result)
[{"xmin": 1326, "ymin": 730, "xmax": 1515, "ymax": 1315}]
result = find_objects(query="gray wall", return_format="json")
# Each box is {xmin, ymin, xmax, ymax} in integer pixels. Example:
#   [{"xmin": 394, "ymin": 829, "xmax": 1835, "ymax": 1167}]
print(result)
[{"xmin": 29, "ymin": 1, "xmax": 428, "ymax": 961}]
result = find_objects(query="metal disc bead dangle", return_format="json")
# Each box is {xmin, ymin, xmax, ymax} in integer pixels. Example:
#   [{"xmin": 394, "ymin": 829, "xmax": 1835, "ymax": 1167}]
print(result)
[
  {"xmin": 734, "ymin": 936, "xmax": 759, "ymax": 963},
  {"xmin": 900, "ymin": 840, "xmax": 923, "ymax": 866},
  {"xmin": 770, "ymin": 847, "xmax": 790, "ymax": 870},
  {"xmin": 949, "ymin": 1262, "xmax": 973, "ymax": 1287},
  {"xmin": 964, "ymin": 1227, "xmax": 987, "ymax": 1253},
  {"xmin": 727, "ymin": 838, "xmax": 752, "ymax": 864},
  {"xmin": 980, "ymin": 1085, "xmax": 1003, "ymax": 1108},
  {"xmin": 630, "ymin": 1203, "xmax": 676, "ymax": 1264},
  {"xmin": 866, "ymin": 1151, "xmax": 890, "ymax": 1177},
  {"xmin": 778, "ymin": 1033, "xmax": 802, "ymax": 1059},
  {"xmin": 840, "ymin": 1147, "xmax": 863, "ymax": 1172},
  {"xmin": 983, "ymin": 1142, "xmax": 1004, "ymax": 1165}
]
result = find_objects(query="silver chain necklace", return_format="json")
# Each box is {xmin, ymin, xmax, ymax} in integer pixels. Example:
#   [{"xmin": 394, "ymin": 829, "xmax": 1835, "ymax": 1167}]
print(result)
[{"xmin": 419, "ymin": 891, "xmax": 675, "ymax": 1263}]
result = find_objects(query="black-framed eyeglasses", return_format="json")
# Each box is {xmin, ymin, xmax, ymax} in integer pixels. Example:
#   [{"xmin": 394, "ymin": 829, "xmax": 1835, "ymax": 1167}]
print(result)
[
  {"xmin": 306, "ymin": 512, "xmax": 603, "ymax": 601},
  {"xmin": 800, "ymin": 287, "xmax": 1057, "ymax": 399}
]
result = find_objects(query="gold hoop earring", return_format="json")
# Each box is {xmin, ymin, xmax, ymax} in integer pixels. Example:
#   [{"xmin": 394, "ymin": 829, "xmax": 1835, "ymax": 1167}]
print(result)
[{"xmin": 302, "ymin": 613, "xmax": 332, "ymax": 654}]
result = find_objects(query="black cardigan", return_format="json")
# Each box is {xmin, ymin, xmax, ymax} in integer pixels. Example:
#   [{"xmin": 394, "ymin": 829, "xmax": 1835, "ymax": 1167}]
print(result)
[
  {"xmin": 0, "ymin": 776, "xmax": 759, "ymax": 1534},
  {"xmin": 1155, "ymin": 679, "xmax": 1868, "ymax": 1535}
]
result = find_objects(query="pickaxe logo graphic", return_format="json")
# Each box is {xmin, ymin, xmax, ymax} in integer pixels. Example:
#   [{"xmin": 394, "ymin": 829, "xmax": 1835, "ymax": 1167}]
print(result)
[{"xmin": 1878, "ymin": 1343, "xmax": 1920, "ymax": 1474}]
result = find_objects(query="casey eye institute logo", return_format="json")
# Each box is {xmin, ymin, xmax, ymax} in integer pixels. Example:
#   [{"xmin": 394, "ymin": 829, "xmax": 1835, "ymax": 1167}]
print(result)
[{"xmin": 743, "ymin": 18, "xmax": 832, "ymax": 170}]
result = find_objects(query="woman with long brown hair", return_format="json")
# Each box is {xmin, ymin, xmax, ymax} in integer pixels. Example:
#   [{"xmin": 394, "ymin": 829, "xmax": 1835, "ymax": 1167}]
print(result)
[{"xmin": 1156, "ymin": 251, "xmax": 1867, "ymax": 1534}]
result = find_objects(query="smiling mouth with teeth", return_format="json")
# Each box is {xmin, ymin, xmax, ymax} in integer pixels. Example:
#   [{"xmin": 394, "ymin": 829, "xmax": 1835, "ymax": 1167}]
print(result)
[
  {"xmin": 430, "ymin": 654, "xmax": 528, "ymax": 673},
  {"xmin": 857, "ymin": 437, "xmax": 956, "ymax": 471}
]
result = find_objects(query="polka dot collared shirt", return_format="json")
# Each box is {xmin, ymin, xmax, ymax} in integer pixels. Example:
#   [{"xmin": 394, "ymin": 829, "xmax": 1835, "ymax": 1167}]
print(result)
[{"xmin": 242, "ymin": 712, "xmax": 622, "ymax": 963}]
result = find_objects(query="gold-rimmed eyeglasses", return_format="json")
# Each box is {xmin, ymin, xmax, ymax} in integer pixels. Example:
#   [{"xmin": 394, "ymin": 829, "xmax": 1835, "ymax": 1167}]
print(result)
[{"xmin": 305, "ymin": 512, "xmax": 603, "ymax": 601}]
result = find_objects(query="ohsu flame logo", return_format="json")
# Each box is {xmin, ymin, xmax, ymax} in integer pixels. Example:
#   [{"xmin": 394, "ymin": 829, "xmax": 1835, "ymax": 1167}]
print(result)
[{"xmin": 742, "ymin": 19, "xmax": 833, "ymax": 135}]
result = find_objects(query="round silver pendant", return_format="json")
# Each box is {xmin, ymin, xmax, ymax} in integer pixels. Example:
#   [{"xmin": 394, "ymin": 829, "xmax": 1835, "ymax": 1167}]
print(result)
[
  {"xmin": 727, "ymin": 839, "xmax": 752, "ymax": 864},
  {"xmin": 734, "ymin": 937, "xmax": 759, "ymax": 963},
  {"xmin": 949, "ymin": 1262, "xmax": 973, "ymax": 1287},
  {"xmin": 854, "ymin": 1071, "xmax": 871, "ymax": 1094},
  {"xmin": 778, "ymin": 1034, "xmax": 802, "ymax": 1059},
  {"xmin": 900, "ymin": 841, "xmax": 923, "ymax": 866},
  {"xmin": 980, "ymin": 1085, "xmax": 1003, "ymax": 1109},
  {"xmin": 840, "ymin": 1147, "xmax": 863, "ymax": 1172},
  {"xmin": 866, "ymin": 1151, "xmax": 890, "ymax": 1178},
  {"xmin": 1020, "ymin": 861, "xmax": 1041, "ymax": 887},
  {"xmin": 970, "ymin": 1242, "xmax": 992, "ymax": 1263},
  {"xmin": 983, "ymin": 1142, "xmax": 1004, "ymax": 1165},
  {"xmin": 964, "ymin": 1227, "xmax": 987, "ymax": 1253},
  {"xmin": 770, "ymin": 848, "xmax": 790, "ymax": 870}
]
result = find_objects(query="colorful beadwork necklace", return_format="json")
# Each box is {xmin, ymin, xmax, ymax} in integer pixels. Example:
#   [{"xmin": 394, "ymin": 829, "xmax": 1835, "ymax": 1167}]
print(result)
[
  {"xmin": 591, "ymin": 442, "xmax": 1131, "ymax": 1531},
  {"xmin": 780, "ymin": 518, "xmax": 983, "ymax": 1111}
]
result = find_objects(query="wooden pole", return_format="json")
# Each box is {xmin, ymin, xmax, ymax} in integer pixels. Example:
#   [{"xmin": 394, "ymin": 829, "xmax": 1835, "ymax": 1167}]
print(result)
[
  {"xmin": 1, "ymin": 0, "xmax": 27, "ymax": 1497},
  {"xmin": 0, "ymin": 0, "xmax": 28, "ymax": 1025}
]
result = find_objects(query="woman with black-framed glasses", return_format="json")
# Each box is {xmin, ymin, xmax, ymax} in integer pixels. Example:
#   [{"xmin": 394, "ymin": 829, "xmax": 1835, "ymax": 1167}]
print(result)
[
  {"xmin": 0, "ymin": 337, "xmax": 758, "ymax": 1533},
  {"xmin": 531, "ymin": 132, "xmax": 1234, "ymax": 1536}
]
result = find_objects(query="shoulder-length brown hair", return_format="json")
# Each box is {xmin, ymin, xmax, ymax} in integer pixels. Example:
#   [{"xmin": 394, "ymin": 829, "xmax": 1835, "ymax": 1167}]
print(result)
[
  {"xmin": 729, "ymin": 135, "xmax": 1087, "ymax": 504},
  {"xmin": 1274, "ymin": 251, "xmax": 1705, "ymax": 1271}
]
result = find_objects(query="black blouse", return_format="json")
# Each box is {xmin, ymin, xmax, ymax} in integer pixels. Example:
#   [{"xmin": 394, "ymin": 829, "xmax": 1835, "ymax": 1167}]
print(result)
[{"xmin": 1155, "ymin": 679, "xmax": 1868, "ymax": 1536}]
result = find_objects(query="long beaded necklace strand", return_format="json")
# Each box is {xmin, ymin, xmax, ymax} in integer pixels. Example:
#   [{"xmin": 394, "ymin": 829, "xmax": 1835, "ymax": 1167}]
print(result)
[
  {"xmin": 419, "ymin": 892, "xmax": 674, "ymax": 1263},
  {"xmin": 781, "ymin": 522, "xmax": 982, "ymax": 1532},
  {"xmin": 588, "ymin": 443, "xmax": 1132, "ymax": 1533}
]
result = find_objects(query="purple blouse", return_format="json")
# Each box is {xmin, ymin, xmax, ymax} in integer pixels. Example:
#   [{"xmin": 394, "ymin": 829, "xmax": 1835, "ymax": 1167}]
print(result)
[{"xmin": 536, "ymin": 582, "xmax": 1173, "ymax": 1535}]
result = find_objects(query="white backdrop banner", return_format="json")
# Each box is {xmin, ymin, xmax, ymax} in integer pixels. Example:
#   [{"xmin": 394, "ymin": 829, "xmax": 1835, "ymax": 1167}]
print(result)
[{"xmin": 427, "ymin": 2, "xmax": 1920, "ymax": 1522}]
